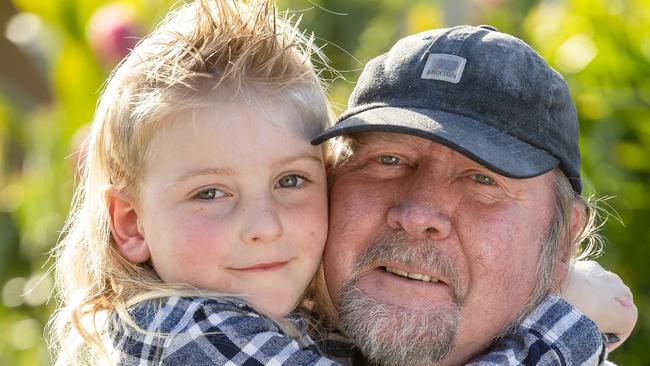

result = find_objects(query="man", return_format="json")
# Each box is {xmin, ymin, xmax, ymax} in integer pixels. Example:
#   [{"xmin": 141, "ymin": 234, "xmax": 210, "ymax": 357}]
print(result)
[{"xmin": 311, "ymin": 25, "xmax": 635, "ymax": 365}]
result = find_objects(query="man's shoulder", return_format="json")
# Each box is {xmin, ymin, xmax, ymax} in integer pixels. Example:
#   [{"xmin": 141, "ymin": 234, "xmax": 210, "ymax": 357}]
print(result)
[
  {"xmin": 520, "ymin": 293, "xmax": 605, "ymax": 364},
  {"xmin": 468, "ymin": 294, "xmax": 605, "ymax": 365}
]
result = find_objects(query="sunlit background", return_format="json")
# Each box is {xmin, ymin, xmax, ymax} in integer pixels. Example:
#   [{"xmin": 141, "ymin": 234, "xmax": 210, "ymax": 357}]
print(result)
[{"xmin": 0, "ymin": 0, "xmax": 648, "ymax": 364}]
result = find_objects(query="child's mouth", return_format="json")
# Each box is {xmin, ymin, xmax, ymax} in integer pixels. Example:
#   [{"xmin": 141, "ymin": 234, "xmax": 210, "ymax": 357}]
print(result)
[{"xmin": 232, "ymin": 261, "xmax": 289, "ymax": 272}]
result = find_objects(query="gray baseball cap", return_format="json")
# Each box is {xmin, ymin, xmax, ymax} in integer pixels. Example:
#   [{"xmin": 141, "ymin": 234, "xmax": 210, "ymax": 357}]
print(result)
[{"xmin": 312, "ymin": 25, "xmax": 582, "ymax": 193}]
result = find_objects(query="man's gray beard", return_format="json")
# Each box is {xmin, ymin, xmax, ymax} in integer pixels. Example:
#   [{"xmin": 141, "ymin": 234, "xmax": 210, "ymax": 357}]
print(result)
[
  {"xmin": 335, "ymin": 233, "xmax": 463, "ymax": 366},
  {"xmin": 335, "ymin": 224, "xmax": 559, "ymax": 366},
  {"xmin": 338, "ymin": 283, "xmax": 459, "ymax": 366}
]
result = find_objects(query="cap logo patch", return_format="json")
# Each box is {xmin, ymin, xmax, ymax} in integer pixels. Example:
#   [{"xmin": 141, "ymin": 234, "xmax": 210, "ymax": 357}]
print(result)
[{"xmin": 421, "ymin": 53, "xmax": 466, "ymax": 83}]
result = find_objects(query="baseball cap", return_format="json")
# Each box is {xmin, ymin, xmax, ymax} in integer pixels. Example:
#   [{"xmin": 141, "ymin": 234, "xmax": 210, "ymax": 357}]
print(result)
[{"xmin": 312, "ymin": 25, "xmax": 582, "ymax": 193}]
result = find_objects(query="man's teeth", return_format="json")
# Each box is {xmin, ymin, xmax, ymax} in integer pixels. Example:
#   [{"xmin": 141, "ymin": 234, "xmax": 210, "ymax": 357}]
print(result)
[{"xmin": 385, "ymin": 267, "xmax": 439, "ymax": 283}]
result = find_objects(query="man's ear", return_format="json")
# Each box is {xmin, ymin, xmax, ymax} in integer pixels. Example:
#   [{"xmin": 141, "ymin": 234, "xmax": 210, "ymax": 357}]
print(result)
[
  {"xmin": 553, "ymin": 202, "xmax": 586, "ymax": 286},
  {"xmin": 106, "ymin": 188, "xmax": 150, "ymax": 264},
  {"xmin": 568, "ymin": 202, "xmax": 586, "ymax": 246}
]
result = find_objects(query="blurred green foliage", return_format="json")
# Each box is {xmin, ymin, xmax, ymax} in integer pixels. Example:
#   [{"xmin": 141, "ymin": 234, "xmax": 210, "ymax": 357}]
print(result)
[{"xmin": 0, "ymin": 0, "xmax": 648, "ymax": 364}]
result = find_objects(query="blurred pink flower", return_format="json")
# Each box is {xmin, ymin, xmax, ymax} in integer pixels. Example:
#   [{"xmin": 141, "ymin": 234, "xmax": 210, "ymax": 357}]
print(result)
[{"xmin": 86, "ymin": 3, "xmax": 141, "ymax": 66}]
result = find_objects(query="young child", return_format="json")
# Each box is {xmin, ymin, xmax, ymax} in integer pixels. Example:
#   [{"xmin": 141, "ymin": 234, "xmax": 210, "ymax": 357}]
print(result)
[
  {"xmin": 50, "ymin": 1, "xmax": 331, "ymax": 364},
  {"xmin": 48, "ymin": 1, "xmax": 633, "ymax": 365}
]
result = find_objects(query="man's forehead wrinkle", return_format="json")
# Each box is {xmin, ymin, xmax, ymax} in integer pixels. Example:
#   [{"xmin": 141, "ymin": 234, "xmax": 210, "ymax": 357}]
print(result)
[
  {"xmin": 349, "ymin": 132, "xmax": 396, "ymax": 151},
  {"xmin": 351, "ymin": 133, "xmax": 473, "ymax": 164},
  {"xmin": 352, "ymin": 132, "xmax": 445, "ymax": 156}
]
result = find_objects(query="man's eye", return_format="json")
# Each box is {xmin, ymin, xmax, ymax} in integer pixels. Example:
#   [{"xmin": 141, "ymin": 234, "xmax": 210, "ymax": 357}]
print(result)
[
  {"xmin": 471, "ymin": 174, "xmax": 496, "ymax": 185},
  {"xmin": 378, "ymin": 155, "xmax": 400, "ymax": 165},
  {"xmin": 277, "ymin": 174, "xmax": 306, "ymax": 188},
  {"xmin": 194, "ymin": 188, "xmax": 225, "ymax": 200}
]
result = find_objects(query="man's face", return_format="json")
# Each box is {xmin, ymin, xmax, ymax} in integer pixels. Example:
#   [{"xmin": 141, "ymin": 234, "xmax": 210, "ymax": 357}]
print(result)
[{"xmin": 324, "ymin": 132, "xmax": 557, "ymax": 365}]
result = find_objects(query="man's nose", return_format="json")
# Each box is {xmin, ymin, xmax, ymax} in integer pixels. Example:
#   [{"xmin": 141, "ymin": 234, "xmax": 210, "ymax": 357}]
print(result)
[
  {"xmin": 386, "ymin": 174, "xmax": 452, "ymax": 240},
  {"xmin": 239, "ymin": 194, "xmax": 283, "ymax": 244}
]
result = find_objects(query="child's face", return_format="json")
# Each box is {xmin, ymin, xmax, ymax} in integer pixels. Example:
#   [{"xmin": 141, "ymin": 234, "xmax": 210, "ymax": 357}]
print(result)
[{"xmin": 134, "ymin": 99, "xmax": 328, "ymax": 318}]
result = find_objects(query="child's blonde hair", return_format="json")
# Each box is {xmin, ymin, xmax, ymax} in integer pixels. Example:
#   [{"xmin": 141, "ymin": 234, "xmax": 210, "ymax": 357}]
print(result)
[{"xmin": 48, "ymin": 0, "xmax": 331, "ymax": 364}]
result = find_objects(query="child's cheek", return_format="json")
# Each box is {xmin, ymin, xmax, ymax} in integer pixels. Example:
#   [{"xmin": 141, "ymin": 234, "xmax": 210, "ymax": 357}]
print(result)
[
  {"xmin": 291, "ymin": 200, "xmax": 328, "ymax": 253},
  {"xmin": 177, "ymin": 211, "xmax": 232, "ymax": 258}
]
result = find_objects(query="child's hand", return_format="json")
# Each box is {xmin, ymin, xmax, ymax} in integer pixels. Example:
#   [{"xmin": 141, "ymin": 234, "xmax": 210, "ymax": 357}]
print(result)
[{"xmin": 560, "ymin": 260, "xmax": 637, "ymax": 352}]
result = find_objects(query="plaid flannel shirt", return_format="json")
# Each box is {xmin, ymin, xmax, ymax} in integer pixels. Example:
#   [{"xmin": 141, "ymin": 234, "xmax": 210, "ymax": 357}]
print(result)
[
  {"xmin": 111, "ymin": 294, "xmax": 605, "ymax": 365},
  {"xmin": 465, "ymin": 294, "xmax": 607, "ymax": 365},
  {"xmin": 110, "ymin": 296, "xmax": 338, "ymax": 365}
]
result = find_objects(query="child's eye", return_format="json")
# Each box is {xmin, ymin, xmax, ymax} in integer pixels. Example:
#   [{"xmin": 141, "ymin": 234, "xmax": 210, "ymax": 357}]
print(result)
[
  {"xmin": 377, "ymin": 155, "xmax": 400, "ymax": 165},
  {"xmin": 194, "ymin": 188, "xmax": 226, "ymax": 200},
  {"xmin": 276, "ymin": 174, "xmax": 306, "ymax": 188},
  {"xmin": 471, "ymin": 173, "xmax": 496, "ymax": 185}
]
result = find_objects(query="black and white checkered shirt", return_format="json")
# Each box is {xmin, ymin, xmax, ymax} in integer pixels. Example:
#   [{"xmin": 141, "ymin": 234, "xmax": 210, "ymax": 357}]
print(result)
[
  {"xmin": 110, "ymin": 296, "xmax": 338, "ymax": 365},
  {"xmin": 110, "ymin": 294, "xmax": 606, "ymax": 365}
]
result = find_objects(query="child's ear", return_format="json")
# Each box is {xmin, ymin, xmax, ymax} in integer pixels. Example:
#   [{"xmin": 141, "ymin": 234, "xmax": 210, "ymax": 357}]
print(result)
[{"xmin": 106, "ymin": 188, "xmax": 150, "ymax": 264}]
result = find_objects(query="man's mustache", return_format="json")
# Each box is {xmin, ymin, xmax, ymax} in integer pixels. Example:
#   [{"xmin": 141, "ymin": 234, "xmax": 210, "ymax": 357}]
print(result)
[{"xmin": 350, "ymin": 231, "xmax": 465, "ymax": 305}]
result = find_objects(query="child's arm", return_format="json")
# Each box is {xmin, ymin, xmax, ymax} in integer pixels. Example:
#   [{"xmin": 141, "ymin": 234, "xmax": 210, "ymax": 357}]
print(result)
[{"xmin": 560, "ymin": 260, "xmax": 638, "ymax": 352}]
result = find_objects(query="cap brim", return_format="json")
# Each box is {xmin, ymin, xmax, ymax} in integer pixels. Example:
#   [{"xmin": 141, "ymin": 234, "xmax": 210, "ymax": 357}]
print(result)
[{"xmin": 312, "ymin": 106, "xmax": 559, "ymax": 179}]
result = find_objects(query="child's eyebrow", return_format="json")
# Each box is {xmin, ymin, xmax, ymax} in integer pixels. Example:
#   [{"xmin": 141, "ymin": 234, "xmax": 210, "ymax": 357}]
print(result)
[
  {"xmin": 175, "ymin": 154, "xmax": 323, "ymax": 183},
  {"xmin": 176, "ymin": 167, "xmax": 236, "ymax": 182},
  {"xmin": 272, "ymin": 154, "xmax": 323, "ymax": 167}
]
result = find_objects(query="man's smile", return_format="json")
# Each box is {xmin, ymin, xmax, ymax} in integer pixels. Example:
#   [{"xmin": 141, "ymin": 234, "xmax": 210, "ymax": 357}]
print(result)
[{"xmin": 384, "ymin": 266, "xmax": 443, "ymax": 283}]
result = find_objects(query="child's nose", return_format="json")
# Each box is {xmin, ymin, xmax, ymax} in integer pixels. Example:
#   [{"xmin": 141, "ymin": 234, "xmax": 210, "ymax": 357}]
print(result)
[{"xmin": 239, "ymin": 195, "xmax": 283, "ymax": 244}]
